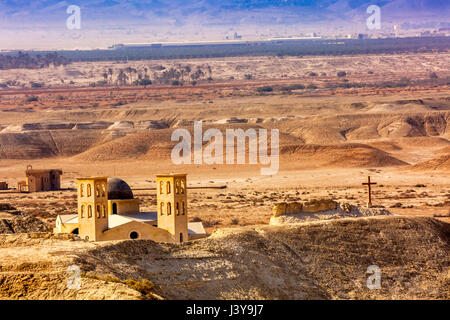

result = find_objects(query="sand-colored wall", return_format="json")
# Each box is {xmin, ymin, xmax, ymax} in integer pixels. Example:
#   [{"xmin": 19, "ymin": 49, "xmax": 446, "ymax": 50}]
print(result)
[
  {"xmin": 25, "ymin": 170, "xmax": 62, "ymax": 192},
  {"xmin": 156, "ymin": 174, "xmax": 188, "ymax": 243},
  {"xmin": 77, "ymin": 177, "xmax": 109, "ymax": 241},
  {"xmin": 108, "ymin": 199, "xmax": 139, "ymax": 215},
  {"xmin": 100, "ymin": 220, "xmax": 174, "ymax": 242},
  {"xmin": 54, "ymin": 222, "xmax": 78, "ymax": 234}
]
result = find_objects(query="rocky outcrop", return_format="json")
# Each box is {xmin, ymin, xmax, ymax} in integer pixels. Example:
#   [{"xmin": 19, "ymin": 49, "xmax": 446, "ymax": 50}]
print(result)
[
  {"xmin": 271, "ymin": 199, "xmax": 391, "ymax": 224},
  {"xmin": 0, "ymin": 205, "xmax": 49, "ymax": 234},
  {"xmin": 272, "ymin": 199, "xmax": 338, "ymax": 217}
]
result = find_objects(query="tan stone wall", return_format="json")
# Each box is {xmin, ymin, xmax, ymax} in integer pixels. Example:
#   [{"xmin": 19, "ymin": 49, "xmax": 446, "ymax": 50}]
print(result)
[
  {"xmin": 77, "ymin": 177, "xmax": 109, "ymax": 241},
  {"xmin": 156, "ymin": 174, "xmax": 188, "ymax": 243},
  {"xmin": 302, "ymin": 199, "xmax": 337, "ymax": 212},
  {"xmin": 24, "ymin": 170, "xmax": 61, "ymax": 192},
  {"xmin": 272, "ymin": 199, "xmax": 338, "ymax": 217},
  {"xmin": 54, "ymin": 223, "xmax": 78, "ymax": 234},
  {"xmin": 100, "ymin": 220, "xmax": 174, "ymax": 242},
  {"xmin": 272, "ymin": 202, "xmax": 303, "ymax": 217},
  {"xmin": 107, "ymin": 199, "xmax": 140, "ymax": 215}
]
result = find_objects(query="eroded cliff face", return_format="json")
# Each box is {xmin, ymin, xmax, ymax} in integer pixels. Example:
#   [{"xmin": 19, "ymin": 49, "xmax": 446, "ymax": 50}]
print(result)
[{"xmin": 0, "ymin": 216, "xmax": 449, "ymax": 300}]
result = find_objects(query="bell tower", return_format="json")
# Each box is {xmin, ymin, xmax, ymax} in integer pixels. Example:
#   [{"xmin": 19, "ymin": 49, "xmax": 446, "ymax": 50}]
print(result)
[
  {"xmin": 77, "ymin": 177, "xmax": 109, "ymax": 241},
  {"xmin": 156, "ymin": 174, "xmax": 188, "ymax": 243}
]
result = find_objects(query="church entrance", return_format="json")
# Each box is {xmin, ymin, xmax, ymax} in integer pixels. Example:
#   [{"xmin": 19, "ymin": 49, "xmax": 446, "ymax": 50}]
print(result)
[{"xmin": 71, "ymin": 228, "xmax": 79, "ymax": 235}]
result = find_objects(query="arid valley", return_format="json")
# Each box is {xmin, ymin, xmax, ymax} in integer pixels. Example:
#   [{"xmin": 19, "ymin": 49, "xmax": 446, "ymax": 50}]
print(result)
[{"xmin": 0, "ymin": 52, "xmax": 449, "ymax": 299}]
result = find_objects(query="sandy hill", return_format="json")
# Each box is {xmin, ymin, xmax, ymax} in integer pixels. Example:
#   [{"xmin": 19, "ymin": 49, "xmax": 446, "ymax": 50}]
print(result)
[
  {"xmin": 282, "ymin": 112, "xmax": 450, "ymax": 144},
  {"xmin": 72, "ymin": 127, "xmax": 406, "ymax": 168},
  {"xmin": 73, "ymin": 124, "xmax": 302, "ymax": 162},
  {"xmin": 369, "ymin": 136, "xmax": 450, "ymax": 153},
  {"xmin": 0, "ymin": 216, "xmax": 448, "ymax": 300},
  {"xmin": 409, "ymin": 154, "xmax": 450, "ymax": 171},
  {"xmin": 280, "ymin": 143, "xmax": 407, "ymax": 167},
  {"xmin": 72, "ymin": 130, "xmax": 173, "ymax": 161},
  {"xmin": 0, "ymin": 130, "xmax": 102, "ymax": 159}
]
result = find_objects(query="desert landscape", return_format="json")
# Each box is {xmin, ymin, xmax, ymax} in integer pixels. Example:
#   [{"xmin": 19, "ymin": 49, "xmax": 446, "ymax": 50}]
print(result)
[{"xmin": 0, "ymin": 51, "xmax": 449, "ymax": 299}]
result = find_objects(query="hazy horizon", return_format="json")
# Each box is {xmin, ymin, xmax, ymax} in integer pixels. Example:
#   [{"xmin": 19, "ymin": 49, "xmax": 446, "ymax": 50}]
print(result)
[{"xmin": 1, "ymin": 0, "xmax": 449, "ymax": 50}]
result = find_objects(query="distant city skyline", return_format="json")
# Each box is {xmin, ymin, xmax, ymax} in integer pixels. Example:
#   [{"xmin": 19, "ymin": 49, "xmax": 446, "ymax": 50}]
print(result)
[{"xmin": 0, "ymin": 0, "xmax": 448, "ymax": 50}]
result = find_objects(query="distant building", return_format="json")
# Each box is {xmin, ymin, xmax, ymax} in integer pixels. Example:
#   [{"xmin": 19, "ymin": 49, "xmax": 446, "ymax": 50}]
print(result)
[
  {"xmin": 18, "ymin": 165, "xmax": 62, "ymax": 192},
  {"xmin": 54, "ymin": 174, "xmax": 206, "ymax": 243},
  {"xmin": 0, "ymin": 182, "xmax": 7, "ymax": 190}
]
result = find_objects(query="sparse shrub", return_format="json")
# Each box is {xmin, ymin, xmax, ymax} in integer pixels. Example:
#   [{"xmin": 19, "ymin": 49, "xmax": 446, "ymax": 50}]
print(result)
[
  {"xmin": 415, "ymin": 184, "xmax": 426, "ymax": 188},
  {"xmin": 337, "ymin": 71, "xmax": 347, "ymax": 77},
  {"xmin": 154, "ymin": 65, "xmax": 165, "ymax": 71},
  {"xmin": 134, "ymin": 79, "xmax": 152, "ymax": 86},
  {"xmin": 113, "ymin": 100, "xmax": 125, "ymax": 106},
  {"xmin": 257, "ymin": 86, "xmax": 273, "ymax": 93},
  {"xmin": 231, "ymin": 218, "xmax": 239, "ymax": 225},
  {"xmin": 429, "ymin": 72, "xmax": 438, "ymax": 79},
  {"xmin": 306, "ymin": 83, "xmax": 318, "ymax": 89},
  {"xmin": 390, "ymin": 202, "xmax": 403, "ymax": 208},
  {"xmin": 244, "ymin": 74, "xmax": 253, "ymax": 80},
  {"xmin": 124, "ymin": 279, "xmax": 155, "ymax": 297},
  {"xmin": 309, "ymin": 72, "xmax": 318, "ymax": 77},
  {"xmin": 281, "ymin": 83, "xmax": 305, "ymax": 92},
  {"xmin": 203, "ymin": 219, "xmax": 220, "ymax": 227},
  {"xmin": 26, "ymin": 96, "xmax": 38, "ymax": 102},
  {"xmin": 30, "ymin": 82, "xmax": 42, "ymax": 88}
]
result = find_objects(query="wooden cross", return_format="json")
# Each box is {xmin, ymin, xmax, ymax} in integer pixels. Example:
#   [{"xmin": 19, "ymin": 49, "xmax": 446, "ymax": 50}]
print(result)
[{"xmin": 362, "ymin": 176, "xmax": 377, "ymax": 208}]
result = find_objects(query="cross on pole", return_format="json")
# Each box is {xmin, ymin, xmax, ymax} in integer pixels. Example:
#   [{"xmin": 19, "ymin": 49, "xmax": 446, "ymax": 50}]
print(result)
[{"xmin": 362, "ymin": 176, "xmax": 377, "ymax": 208}]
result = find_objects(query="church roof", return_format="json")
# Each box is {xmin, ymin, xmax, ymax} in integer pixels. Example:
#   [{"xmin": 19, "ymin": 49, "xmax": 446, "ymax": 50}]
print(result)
[{"xmin": 107, "ymin": 177, "xmax": 134, "ymax": 200}]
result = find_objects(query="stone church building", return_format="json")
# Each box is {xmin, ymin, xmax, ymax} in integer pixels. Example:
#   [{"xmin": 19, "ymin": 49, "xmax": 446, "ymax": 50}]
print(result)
[
  {"xmin": 18, "ymin": 165, "xmax": 62, "ymax": 192},
  {"xmin": 54, "ymin": 174, "xmax": 205, "ymax": 243}
]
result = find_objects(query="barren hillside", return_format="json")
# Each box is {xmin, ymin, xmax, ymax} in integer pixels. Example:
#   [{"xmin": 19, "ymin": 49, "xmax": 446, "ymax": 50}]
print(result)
[{"xmin": 0, "ymin": 216, "xmax": 448, "ymax": 300}]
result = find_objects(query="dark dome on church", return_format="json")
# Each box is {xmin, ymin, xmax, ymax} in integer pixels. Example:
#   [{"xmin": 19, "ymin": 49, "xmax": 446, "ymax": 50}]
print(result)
[{"xmin": 107, "ymin": 177, "xmax": 134, "ymax": 200}]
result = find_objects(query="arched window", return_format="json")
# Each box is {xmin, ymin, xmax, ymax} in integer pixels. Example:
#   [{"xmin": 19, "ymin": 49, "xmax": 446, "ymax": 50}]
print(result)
[
  {"xmin": 87, "ymin": 205, "xmax": 92, "ymax": 218},
  {"xmin": 95, "ymin": 185, "xmax": 100, "ymax": 197},
  {"xmin": 80, "ymin": 184, "xmax": 84, "ymax": 197},
  {"xmin": 180, "ymin": 180, "xmax": 185, "ymax": 194},
  {"xmin": 167, "ymin": 202, "xmax": 172, "ymax": 215},
  {"xmin": 176, "ymin": 202, "xmax": 180, "ymax": 215},
  {"xmin": 96, "ymin": 205, "xmax": 100, "ymax": 218},
  {"xmin": 102, "ymin": 205, "xmax": 106, "ymax": 218},
  {"xmin": 87, "ymin": 184, "xmax": 91, "ymax": 197},
  {"xmin": 175, "ymin": 180, "xmax": 180, "ymax": 194},
  {"xmin": 160, "ymin": 202, "xmax": 164, "ymax": 215},
  {"xmin": 160, "ymin": 181, "xmax": 164, "ymax": 194},
  {"xmin": 182, "ymin": 201, "xmax": 186, "ymax": 215},
  {"xmin": 81, "ymin": 205, "xmax": 85, "ymax": 218},
  {"xmin": 102, "ymin": 184, "xmax": 106, "ymax": 197},
  {"xmin": 166, "ymin": 181, "xmax": 171, "ymax": 194}
]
